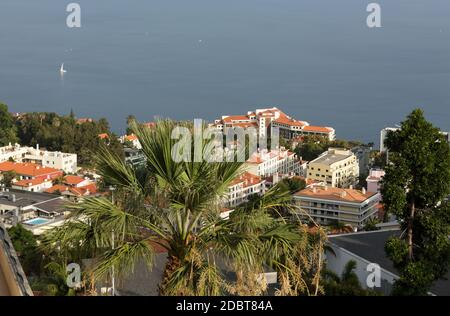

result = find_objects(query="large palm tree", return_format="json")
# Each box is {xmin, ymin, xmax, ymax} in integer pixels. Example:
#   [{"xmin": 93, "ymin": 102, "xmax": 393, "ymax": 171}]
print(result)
[{"xmin": 43, "ymin": 119, "xmax": 324, "ymax": 295}]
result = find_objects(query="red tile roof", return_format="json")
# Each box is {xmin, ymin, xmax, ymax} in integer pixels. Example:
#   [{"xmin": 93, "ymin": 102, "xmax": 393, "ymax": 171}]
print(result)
[
  {"xmin": 13, "ymin": 178, "xmax": 50, "ymax": 187},
  {"xmin": 64, "ymin": 175, "xmax": 86, "ymax": 186},
  {"xmin": 302, "ymin": 126, "xmax": 333, "ymax": 133},
  {"xmin": 229, "ymin": 172, "xmax": 263, "ymax": 188},
  {"xmin": 0, "ymin": 162, "xmax": 62, "ymax": 178},
  {"xmin": 295, "ymin": 186, "xmax": 377, "ymax": 203}
]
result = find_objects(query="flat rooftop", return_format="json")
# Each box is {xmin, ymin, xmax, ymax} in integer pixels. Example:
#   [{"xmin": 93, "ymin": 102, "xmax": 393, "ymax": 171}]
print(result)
[
  {"xmin": 311, "ymin": 149, "xmax": 353, "ymax": 165},
  {"xmin": 330, "ymin": 230, "xmax": 450, "ymax": 296},
  {"xmin": 0, "ymin": 189, "xmax": 58, "ymax": 208}
]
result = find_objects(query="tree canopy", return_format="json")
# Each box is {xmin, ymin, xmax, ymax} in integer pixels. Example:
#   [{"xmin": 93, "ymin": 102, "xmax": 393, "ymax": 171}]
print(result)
[{"xmin": 381, "ymin": 109, "xmax": 450, "ymax": 295}]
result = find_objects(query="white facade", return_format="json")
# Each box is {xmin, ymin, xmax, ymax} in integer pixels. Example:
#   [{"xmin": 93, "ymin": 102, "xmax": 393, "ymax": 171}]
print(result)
[
  {"xmin": 0, "ymin": 144, "xmax": 77, "ymax": 174},
  {"xmin": 225, "ymin": 172, "xmax": 266, "ymax": 207},
  {"xmin": 11, "ymin": 179, "xmax": 53, "ymax": 193},
  {"xmin": 245, "ymin": 148, "xmax": 302, "ymax": 177}
]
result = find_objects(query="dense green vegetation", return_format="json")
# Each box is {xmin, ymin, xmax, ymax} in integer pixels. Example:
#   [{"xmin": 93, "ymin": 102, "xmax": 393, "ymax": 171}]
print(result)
[
  {"xmin": 0, "ymin": 103, "xmax": 124, "ymax": 167},
  {"xmin": 293, "ymin": 136, "xmax": 365, "ymax": 161},
  {"xmin": 381, "ymin": 109, "xmax": 450, "ymax": 295},
  {"xmin": 322, "ymin": 260, "xmax": 381, "ymax": 296},
  {"xmin": 0, "ymin": 103, "xmax": 19, "ymax": 146}
]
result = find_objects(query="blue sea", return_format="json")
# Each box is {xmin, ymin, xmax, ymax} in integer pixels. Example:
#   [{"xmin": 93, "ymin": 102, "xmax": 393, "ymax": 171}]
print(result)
[{"xmin": 1, "ymin": 0, "xmax": 449, "ymax": 145}]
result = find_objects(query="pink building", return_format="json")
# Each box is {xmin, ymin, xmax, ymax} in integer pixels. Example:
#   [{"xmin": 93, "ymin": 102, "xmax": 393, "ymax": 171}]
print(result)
[{"xmin": 366, "ymin": 169, "xmax": 385, "ymax": 193}]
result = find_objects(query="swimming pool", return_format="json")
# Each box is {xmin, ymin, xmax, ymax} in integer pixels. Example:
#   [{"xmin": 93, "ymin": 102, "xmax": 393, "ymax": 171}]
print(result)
[{"xmin": 23, "ymin": 217, "xmax": 50, "ymax": 226}]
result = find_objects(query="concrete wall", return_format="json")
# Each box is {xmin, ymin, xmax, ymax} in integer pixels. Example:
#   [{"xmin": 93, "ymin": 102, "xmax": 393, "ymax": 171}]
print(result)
[{"xmin": 325, "ymin": 244, "xmax": 397, "ymax": 295}]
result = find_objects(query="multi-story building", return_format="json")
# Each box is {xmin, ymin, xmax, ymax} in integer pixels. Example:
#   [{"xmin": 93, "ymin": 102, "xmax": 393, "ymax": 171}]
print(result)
[
  {"xmin": 0, "ymin": 144, "xmax": 77, "ymax": 174},
  {"xmin": 366, "ymin": 169, "xmax": 385, "ymax": 193},
  {"xmin": 294, "ymin": 186, "xmax": 381, "ymax": 228},
  {"xmin": 225, "ymin": 172, "xmax": 266, "ymax": 207},
  {"xmin": 211, "ymin": 107, "xmax": 335, "ymax": 141},
  {"xmin": 351, "ymin": 145, "xmax": 372, "ymax": 176},
  {"xmin": 244, "ymin": 148, "xmax": 303, "ymax": 177},
  {"xmin": 307, "ymin": 148, "xmax": 359, "ymax": 188}
]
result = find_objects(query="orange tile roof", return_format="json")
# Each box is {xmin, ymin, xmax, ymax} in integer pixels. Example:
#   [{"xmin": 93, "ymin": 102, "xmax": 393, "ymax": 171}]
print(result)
[
  {"xmin": 273, "ymin": 116, "xmax": 306, "ymax": 127},
  {"xmin": 64, "ymin": 175, "xmax": 86, "ymax": 186},
  {"xmin": 222, "ymin": 115, "xmax": 252, "ymax": 123},
  {"xmin": 295, "ymin": 186, "xmax": 377, "ymax": 203},
  {"xmin": 98, "ymin": 133, "xmax": 109, "ymax": 139},
  {"xmin": 45, "ymin": 183, "xmax": 97, "ymax": 196},
  {"xmin": 302, "ymin": 126, "xmax": 333, "ymax": 133},
  {"xmin": 0, "ymin": 162, "xmax": 62, "ymax": 178},
  {"xmin": 229, "ymin": 172, "xmax": 263, "ymax": 188},
  {"xmin": 125, "ymin": 134, "xmax": 138, "ymax": 141}
]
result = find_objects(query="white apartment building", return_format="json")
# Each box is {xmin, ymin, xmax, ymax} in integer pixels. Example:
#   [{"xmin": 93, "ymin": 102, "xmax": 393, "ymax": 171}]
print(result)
[
  {"xmin": 244, "ymin": 148, "xmax": 303, "ymax": 177},
  {"xmin": 0, "ymin": 144, "xmax": 77, "ymax": 174},
  {"xmin": 307, "ymin": 148, "xmax": 359, "ymax": 188},
  {"xmin": 211, "ymin": 107, "xmax": 335, "ymax": 141},
  {"xmin": 225, "ymin": 172, "xmax": 266, "ymax": 207}
]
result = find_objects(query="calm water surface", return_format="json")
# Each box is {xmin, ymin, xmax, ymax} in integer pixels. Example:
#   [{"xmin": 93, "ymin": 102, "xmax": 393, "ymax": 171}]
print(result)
[{"xmin": 1, "ymin": 0, "xmax": 449, "ymax": 144}]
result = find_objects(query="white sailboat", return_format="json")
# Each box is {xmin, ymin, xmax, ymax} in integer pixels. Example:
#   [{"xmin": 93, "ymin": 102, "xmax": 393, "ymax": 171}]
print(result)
[{"xmin": 60, "ymin": 63, "xmax": 67, "ymax": 74}]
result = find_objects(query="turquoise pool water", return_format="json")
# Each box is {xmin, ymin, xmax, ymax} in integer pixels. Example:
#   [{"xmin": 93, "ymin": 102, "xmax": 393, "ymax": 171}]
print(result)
[{"xmin": 24, "ymin": 218, "xmax": 50, "ymax": 226}]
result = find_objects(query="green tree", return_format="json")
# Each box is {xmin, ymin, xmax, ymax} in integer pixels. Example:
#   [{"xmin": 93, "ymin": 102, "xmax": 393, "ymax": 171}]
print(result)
[
  {"xmin": 278, "ymin": 177, "xmax": 306, "ymax": 194},
  {"xmin": 381, "ymin": 109, "xmax": 450, "ymax": 295},
  {"xmin": 0, "ymin": 170, "xmax": 17, "ymax": 187},
  {"xmin": 7, "ymin": 224, "xmax": 43, "ymax": 275},
  {"xmin": 0, "ymin": 103, "xmax": 18, "ymax": 146}
]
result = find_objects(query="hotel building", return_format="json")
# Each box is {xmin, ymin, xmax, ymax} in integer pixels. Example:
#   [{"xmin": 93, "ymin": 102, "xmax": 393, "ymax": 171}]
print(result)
[
  {"xmin": 211, "ymin": 107, "xmax": 335, "ymax": 141},
  {"xmin": 294, "ymin": 186, "xmax": 381, "ymax": 228}
]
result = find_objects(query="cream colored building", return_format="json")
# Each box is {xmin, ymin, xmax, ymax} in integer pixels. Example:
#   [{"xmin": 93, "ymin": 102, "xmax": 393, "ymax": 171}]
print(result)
[
  {"xmin": 294, "ymin": 186, "xmax": 381, "ymax": 228},
  {"xmin": 307, "ymin": 148, "xmax": 359, "ymax": 188}
]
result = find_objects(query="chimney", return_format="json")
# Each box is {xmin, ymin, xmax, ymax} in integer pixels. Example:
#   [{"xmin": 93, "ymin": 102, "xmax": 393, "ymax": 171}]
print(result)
[
  {"xmin": 312, "ymin": 187, "xmax": 317, "ymax": 193},
  {"xmin": 362, "ymin": 187, "xmax": 366, "ymax": 194},
  {"xmin": 36, "ymin": 144, "xmax": 39, "ymax": 150},
  {"xmin": 349, "ymin": 185, "xmax": 353, "ymax": 190},
  {"xmin": 340, "ymin": 191, "xmax": 347, "ymax": 198},
  {"xmin": 12, "ymin": 194, "xmax": 16, "ymax": 203},
  {"xmin": 324, "ymin": 186, "xmax": 328, "ymax": 191}
]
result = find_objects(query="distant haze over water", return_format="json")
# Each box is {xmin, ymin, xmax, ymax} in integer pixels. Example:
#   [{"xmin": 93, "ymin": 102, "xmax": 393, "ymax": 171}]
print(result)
[{"xmin": 1, "ymin": 0, "xmax": 450, "ymax": 145}]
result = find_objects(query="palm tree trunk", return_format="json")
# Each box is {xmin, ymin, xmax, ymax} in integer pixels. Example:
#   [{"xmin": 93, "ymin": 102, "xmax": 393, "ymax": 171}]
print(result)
[
  {"xmin": 407, "ymin": 201, "xmax": 415, "ymax": 260},
  {"xmin": 159, "ymin": 255, "xmax": 181, "ymax": 295}
]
